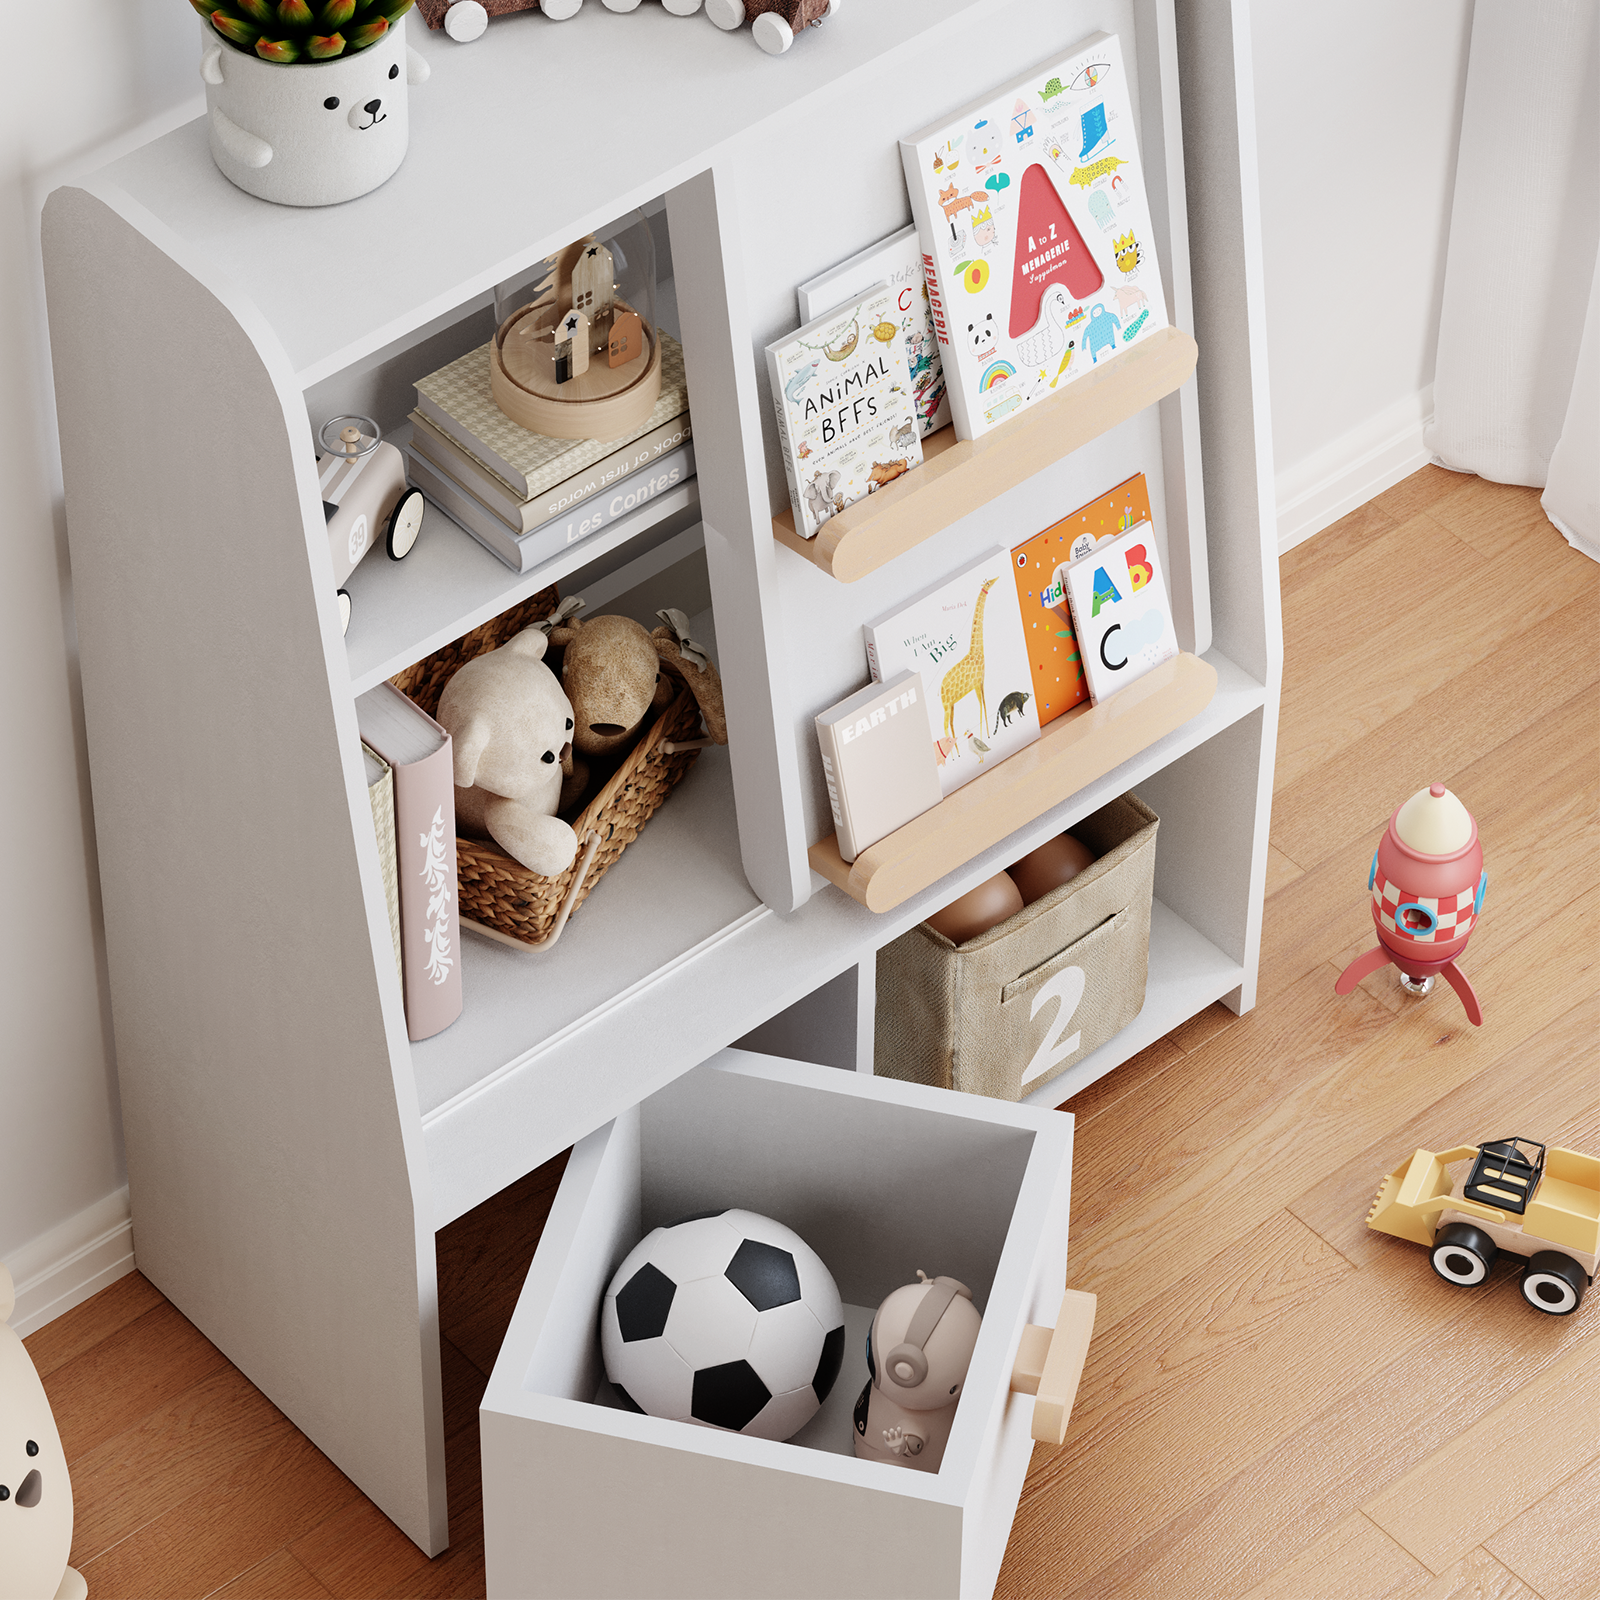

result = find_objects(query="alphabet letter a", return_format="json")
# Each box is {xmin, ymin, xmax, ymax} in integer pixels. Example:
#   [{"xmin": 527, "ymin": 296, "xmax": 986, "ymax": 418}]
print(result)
[{"xmin": 1090, "ymin": 566, "xmax": 1122, "ymax": 617}]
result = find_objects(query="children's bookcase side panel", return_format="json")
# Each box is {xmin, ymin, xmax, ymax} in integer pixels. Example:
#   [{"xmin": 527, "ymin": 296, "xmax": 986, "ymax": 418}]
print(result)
[
  {"xmin": 1171, "ymin": 0, "xmax": 1282, "ymax": 1012},
  {"xmin": 667, "ymin": 168, "xmax": 812, "ymax": 914},
  {"xmin": 42, "ymin": 185, "xmax": 449, "ymax": 1554}
]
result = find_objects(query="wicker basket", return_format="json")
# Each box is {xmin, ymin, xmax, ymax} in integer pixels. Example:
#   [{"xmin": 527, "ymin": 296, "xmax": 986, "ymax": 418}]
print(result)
[{"xmin": 389, "ymin": 588, "xmax": 706, "ymax": 948}]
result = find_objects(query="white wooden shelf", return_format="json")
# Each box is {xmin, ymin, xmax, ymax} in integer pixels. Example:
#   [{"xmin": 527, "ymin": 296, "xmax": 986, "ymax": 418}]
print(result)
[
  {"xmin": 342, "ymin": 463, "xmax": 701, "ymax": 695},
  {"xmin": 48, "ymin": 0, "xmax": 1279, "ymax": 1566}
]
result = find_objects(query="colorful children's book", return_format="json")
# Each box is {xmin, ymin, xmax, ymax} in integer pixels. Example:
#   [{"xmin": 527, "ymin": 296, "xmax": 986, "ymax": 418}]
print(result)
[
  {"xmin": 796, "ymin": 226, "xmax": 950, "ymax": 437},
  {"xmin": 815, "ymin": 670, "xmax": 943, "ymax": 863},
  {"xmin": 1061, "ymin": 521, "xmax": 1179, "ymax": 705},
  {"xmin": 766, "ymin": 285, "xmax": 924, "ymax": 539},
  {"xmin": 864, "ymin": 546, "xmax": 1040, "ymax": 796},
  {"xmin": 900, "ymin": 33, "xmax": 1169, "ymax": 439},
  {"xmin": 1011, "ymin": 471, "xmax": 1154, "ymax": 725}
]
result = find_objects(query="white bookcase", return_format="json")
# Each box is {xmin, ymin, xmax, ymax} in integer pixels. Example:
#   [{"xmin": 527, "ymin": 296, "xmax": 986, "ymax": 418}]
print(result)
[{"xmin": 43, "ymin": 0, "xmax": 1278, "ymax": 1562}]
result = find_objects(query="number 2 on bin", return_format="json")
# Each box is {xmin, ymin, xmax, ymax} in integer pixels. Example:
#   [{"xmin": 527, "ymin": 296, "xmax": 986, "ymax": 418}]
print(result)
[{"xmin": 1022, "ymin": 966, "xmax": 1085, "ymax": 1088}]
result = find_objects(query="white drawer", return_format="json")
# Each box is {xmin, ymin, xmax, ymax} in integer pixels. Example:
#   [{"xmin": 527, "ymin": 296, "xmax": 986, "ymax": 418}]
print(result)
[{"xmin": 481, "ymin": 1048, "xmax": 1076, "ymax": 1599}]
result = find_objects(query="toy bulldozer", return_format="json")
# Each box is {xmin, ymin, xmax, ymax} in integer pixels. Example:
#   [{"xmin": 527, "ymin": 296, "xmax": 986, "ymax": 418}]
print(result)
[{"xmin": 1367, "ymin": 1137, "xmax": 1599, "ymax": 1315}]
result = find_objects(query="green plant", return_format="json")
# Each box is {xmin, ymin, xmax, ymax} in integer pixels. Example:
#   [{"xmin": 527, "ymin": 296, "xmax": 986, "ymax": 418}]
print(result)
[{"xmin": 190, "ymin": 0, "xmax": 413, "ymax": 62}]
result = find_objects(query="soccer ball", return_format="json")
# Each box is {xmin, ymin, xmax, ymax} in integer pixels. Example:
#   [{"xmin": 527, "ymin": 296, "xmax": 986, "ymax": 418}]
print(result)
[{"xmin": 600, "ymin": 1209, "xmax": 846, "ymax": 1440}]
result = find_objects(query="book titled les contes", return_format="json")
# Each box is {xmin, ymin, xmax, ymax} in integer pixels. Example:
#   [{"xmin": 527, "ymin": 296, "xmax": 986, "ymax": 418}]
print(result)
[{"xmin": 815, "ymin": 671, "xmax": 941, "ymax": 862}]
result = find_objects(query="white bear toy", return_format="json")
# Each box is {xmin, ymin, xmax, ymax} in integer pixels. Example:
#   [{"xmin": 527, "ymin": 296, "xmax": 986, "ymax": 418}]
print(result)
[
  {"xmin": 436, "ymin": 627, "xmax": 581, "ymax": 878},
  {"xmin": 0, "ymin": 1264, "xmax": 87, "ymax": 1600},
  {"xmin": 201, "ymin": 17, "xmax": 429, "ymax": 206}
]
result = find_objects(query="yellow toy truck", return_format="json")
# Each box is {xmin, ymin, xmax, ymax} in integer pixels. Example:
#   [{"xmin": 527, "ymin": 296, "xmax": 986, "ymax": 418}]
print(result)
[{"xmin": 1367, "ymin": 1137, "xmax": 1598, "ymax": 1316}]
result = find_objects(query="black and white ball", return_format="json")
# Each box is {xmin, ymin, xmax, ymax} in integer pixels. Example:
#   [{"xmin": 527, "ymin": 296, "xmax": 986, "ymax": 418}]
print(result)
[{"xmin": 601, "ymin": 1210, "xmax": 846, "ymax": 1440}]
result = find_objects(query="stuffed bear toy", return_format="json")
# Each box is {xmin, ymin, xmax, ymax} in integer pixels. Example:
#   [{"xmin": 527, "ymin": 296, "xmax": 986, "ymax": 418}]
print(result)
[
  {"xmin": 548, "ymin": 606, "xmax": 727, "ymax": 810},
  {"xmin": 0, "ymin": 1263, "xmax": 88, "ymax": 1600},
  {"xmin": 436, "ymin": 627, "xmax": 580, "ymax": 878}
]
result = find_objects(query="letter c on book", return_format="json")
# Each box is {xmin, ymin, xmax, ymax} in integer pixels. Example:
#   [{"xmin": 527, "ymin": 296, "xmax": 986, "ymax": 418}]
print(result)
[{"xmin": 1100, "ymin": 624, "xmax": 1126, "ymax": 671}]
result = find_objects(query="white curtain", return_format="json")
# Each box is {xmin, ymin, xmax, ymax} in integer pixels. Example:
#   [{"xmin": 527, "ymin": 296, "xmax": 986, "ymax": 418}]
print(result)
[{"xmin": 1427, "ymin": 0, "xmax": 1599, "ymax": 555}]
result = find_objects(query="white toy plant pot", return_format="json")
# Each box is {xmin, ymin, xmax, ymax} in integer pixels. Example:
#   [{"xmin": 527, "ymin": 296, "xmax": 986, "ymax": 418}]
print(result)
[
  {"xmin": 200, "ymin": 15, "xmax": 428, "ymax": 207},
  {"xmin": 0, "ymin": 1264, "xmax": 87, "ymax": 1600}
]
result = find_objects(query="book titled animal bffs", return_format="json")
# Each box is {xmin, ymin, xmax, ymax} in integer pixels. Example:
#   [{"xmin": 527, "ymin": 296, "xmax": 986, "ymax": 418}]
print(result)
[
  {"xmin": 901, "ymin": 33, "xmax": 1169, "ymax": 439},
  {"xmin": 864, "ymin": 547, "xmax": 1041, "ymax": 797},
  {"xmin": 767, "ymin": 285, "xmax": 924, "ymax": 539}
]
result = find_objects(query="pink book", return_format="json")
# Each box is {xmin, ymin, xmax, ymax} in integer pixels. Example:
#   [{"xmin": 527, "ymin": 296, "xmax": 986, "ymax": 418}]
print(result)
[{"xmin": 354, "ymin": 683, "xmax": 463, "ymax": 1042}]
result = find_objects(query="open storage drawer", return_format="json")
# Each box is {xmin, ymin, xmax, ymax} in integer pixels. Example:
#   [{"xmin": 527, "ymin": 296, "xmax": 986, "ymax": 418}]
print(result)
[{"xmin": 481, "ymin": 1048, "xmax": 1075, "ymax": 1599}]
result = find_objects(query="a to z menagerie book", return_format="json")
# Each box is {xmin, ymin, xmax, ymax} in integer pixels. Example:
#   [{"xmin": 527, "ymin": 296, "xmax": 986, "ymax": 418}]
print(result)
[
  {"xmin": 815, "ymin": 670, "xmax": 942, "ymax": 862},
  {"xmin": 900, "ymin": 33, "xmax": 1169, "ymax": 439},
  {"xmin": 1011, "ymin": 470, "xmax": 1155, "ymax": 725},
  {"xmin": 864, "ymin": 546, "xmax": 1040, "ymax": 797},
  {"xmin": 766, "ymin": 284, "xmax": 924, "ymax": 539}
]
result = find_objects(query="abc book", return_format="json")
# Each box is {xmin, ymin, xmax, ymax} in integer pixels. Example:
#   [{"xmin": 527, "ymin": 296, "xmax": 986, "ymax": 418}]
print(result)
[
  {"xmin": 900, "ymin": 32, "xmax": 1169, "ymax": 439},
  {"xmin": 1061, "ymin": 521, "xmax": 1179, "ymax": 705},
  {"xmin": 766, "ymin": 284, "xmax": 923, "ymax": 540}
]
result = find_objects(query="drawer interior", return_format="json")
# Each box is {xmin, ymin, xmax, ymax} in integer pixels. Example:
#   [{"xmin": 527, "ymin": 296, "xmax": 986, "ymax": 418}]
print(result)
[{"xmin": 511, "ymin": 1053, "xmax": 1041, "ymax": 1471}]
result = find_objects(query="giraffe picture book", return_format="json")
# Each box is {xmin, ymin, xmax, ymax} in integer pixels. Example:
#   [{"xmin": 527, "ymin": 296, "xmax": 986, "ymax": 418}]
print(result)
[
  {"xmin": 1011, "ymin": 471, "xmax": 1155, "ymax": 725},
  {"xmin": 864, "ymin": 547, "xmax": 1040, "ymax": 797},
  {"xmin": 899, "ymin": 32, "xmax": 1170, "ymax": 440},
  {"xmin": 765, "ymin": 284, "xmax": 923, "ymax": 540}
]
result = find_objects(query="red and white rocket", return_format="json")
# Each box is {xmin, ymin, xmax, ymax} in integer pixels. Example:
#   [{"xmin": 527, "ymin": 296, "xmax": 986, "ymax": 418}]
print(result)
[{"xmin": 1335, "ymin": 783, "xmax": 1487, "ymax": 1026}]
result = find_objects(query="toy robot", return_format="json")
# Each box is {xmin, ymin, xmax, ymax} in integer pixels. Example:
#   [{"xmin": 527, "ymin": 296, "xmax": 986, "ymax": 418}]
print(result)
[
  {"xmin": 1335, "ymin": 782, "xmax": 1487, "ymax": 1025},
  {"xmin": 853, "ymin": 1271, "xmax": 981, "ymax": 1472},
  {"xmin": 316, "ymin": 414, "xmax": 425, "ymax": 636}
]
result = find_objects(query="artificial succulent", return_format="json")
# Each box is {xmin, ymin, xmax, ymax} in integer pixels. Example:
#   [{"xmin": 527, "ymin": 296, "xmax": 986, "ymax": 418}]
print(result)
[{"xmin": 190, "ymin": 0, "xmax": 413, "ymax": 61}]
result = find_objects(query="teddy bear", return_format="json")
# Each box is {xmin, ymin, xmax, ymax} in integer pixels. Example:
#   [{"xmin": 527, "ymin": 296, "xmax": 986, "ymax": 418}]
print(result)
[
  {"xmin": 435, "ymin": 627, "xmax": 580, "ymax": 878},
  {"xmin": 0, "ymin": 1263, "xmax": 88, "ymax": 1600},
  {"xmin": 546, "ymin": 604, "xmax": 727, "ymax": 810}
]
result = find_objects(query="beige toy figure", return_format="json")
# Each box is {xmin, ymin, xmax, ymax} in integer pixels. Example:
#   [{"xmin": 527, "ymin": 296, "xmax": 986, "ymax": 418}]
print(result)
[
  {"xmin": 436, "ymin": 628, "xmax": 580, "ymax": 877},
  {"xmin": 0, "ymin": 1264, "xmax": 88, "ymax": 1600},
  {"xmin": 547, "ymin": 604, "xmax": 728, "ymax": 809},
  {"xmin": 853, "ymin": 1271, "xmax": 982, "ymax": 1473}
]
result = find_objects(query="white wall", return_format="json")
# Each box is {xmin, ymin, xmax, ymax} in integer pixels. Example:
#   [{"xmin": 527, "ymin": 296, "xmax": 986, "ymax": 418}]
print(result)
[
  {"xmin": 0, "ymin": 0, "xmax": 198, "ymax": 1325},
  {"xmin": 1, "ymin": 1, "xmax": 1478, "ymax": 1326},
  {"xmin": 1251, "ymin": 0, "xmax": 1473, "ymax": 548}
]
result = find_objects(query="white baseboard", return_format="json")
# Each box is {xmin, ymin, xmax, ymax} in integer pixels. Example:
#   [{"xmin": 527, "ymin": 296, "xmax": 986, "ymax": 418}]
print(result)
[
  {"xmin": 1275, "ymin": 385, "xmax": 1435, "ymax": 555},
  {"xmin": 6, "ymin": 1188, "xmax": 136, "ymax": 1338}
]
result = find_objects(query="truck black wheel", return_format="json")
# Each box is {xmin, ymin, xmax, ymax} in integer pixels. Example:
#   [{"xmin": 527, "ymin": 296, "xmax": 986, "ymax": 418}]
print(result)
[
  {"xmin": 1430, "ymin": 1223, "xmax": 1497, "ymax": 1286},
  {"xmin": 1520, "ymin": 1252, "xmax": 1586, "ymax": 1315}
]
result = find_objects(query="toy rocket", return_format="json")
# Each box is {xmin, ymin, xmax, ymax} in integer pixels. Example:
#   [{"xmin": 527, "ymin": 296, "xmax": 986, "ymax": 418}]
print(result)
[{"xmin": 1335, "ymin": 783, "xmax": 1488, "ymax": 1025}]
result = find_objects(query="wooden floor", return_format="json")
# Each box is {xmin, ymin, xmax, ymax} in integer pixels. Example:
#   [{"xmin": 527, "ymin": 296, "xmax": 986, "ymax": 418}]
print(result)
[{"xmin": 27, "ymin": 467, "xmax": 1599, "ymax": 1598}]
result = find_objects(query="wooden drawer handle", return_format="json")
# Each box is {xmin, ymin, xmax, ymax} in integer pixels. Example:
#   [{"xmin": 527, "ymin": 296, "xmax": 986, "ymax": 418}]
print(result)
[{"xmin": 1009, "ymin": 1289, "xmax": 1096, "ymax": 1446}]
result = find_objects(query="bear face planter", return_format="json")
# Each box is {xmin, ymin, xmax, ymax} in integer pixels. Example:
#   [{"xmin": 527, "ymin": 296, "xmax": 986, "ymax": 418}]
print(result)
[{"xmin": 200, "ymin": 17, "xmax": 429, "ymax": 206}]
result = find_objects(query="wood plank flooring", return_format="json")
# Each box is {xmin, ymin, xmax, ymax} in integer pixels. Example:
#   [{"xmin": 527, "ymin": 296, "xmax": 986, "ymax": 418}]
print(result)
[{"xmin": 26, "ymin": 467, "xmax": 1599, "ymax": 1597}]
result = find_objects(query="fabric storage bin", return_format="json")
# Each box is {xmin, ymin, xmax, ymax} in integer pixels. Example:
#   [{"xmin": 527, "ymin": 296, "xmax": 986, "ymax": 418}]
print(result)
[
  {"xmin": 876, "ymin": 793, "xmax": 1159, "ymax": 1101},
  {"xmin": 480, "ymin": 1049, "xmax": 1077, "ymax": 1600}
]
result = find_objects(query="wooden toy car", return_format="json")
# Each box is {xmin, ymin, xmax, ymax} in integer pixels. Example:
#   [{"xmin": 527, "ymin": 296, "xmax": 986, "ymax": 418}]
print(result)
[
  {"xmin": 1367, "ymin": 1137, "xmax": 1598, "ymax": 1315},
  {"xmin": 317, "ymin": 415, "xmax": 425, "ymax": 634}
]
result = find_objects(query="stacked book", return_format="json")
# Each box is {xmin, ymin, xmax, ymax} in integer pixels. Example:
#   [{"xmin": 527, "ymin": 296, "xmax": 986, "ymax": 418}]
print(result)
[{"xmin": 407, "ymin": 332, "xmax": 694, "ymax": 573}]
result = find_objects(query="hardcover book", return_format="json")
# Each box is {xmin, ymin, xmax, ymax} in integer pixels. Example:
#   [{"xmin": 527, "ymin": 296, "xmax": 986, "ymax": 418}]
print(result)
[
  {"xmin": 900, "ymin": 33, "xmax": 1169, "ymax": 439},
  {"xmin": 766, "ymin": 284, "xmax": 924, "ymax": 540},
  {"xmin": 815, "ymin": 670, "xmax": 942, "ymax": 863},
  {"xmin": 1011, "ymin": 471, "xmax": 1155, "ymax": 725},
  {"xmin": 796, "ymin": 226, "xmax": 950, "ymax": 437},
  {"xmin": 1060, "ymin": 520, "xmax": 1179, "ymax": 705},
  {"xmin": 863, "ymin": 546, "xmax": 1040, "ymax": 797},
  {"xmin": 362, "ymin": 742, "xmax": 403, "ymax": 984},
  {"xmin": 407, "ymin": 441, "xmax": 696, "ymax": 574},
  {"xmin": 354, "ymin": 684, "xmax": 463, "ymax": 1042},
  {"xmin": 407, "ymin": 409, "xmax": 692, "ymax": 534},
  {"xmin": 414, "ymin": 332, "xmax": 688, "ymax": 500}
]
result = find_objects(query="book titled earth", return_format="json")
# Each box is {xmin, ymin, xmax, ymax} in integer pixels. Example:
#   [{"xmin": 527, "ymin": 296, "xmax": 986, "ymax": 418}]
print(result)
[{"xmin": 766, "ymin": 284, "xmax": 923, "ymax": 539}]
